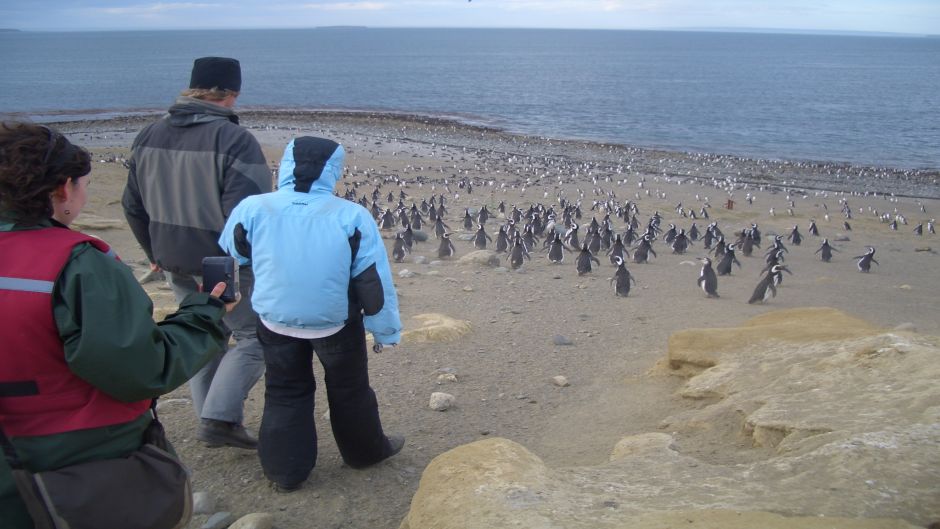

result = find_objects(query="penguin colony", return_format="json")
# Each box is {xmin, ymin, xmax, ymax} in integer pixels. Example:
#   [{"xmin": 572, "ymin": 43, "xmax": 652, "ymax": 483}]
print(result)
[{"xmin": 332, "ymin": 129, "xmax": 935, "ymax": 308}]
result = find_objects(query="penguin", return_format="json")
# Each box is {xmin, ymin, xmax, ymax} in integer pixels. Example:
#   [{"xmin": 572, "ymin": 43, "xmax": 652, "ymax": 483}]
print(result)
[
  {"xmin": 671, "ymin": 228, "xmax": 691, "ymax": 254},
  {"xmin": 607, "ymin": 234, "xmax": 629, "ymax": 265},
  {"xmin": 433, "ymin": 217, "xmax": 450, "ymax": 239},
  {"xmin": 544, "ymin": 232, "xmax": 569, "ymax": 263},
  {"xmin": 564, "ymin": 222, "xmax": 580, "ymax": 249},
  {"xmin": 815, "ymin": 238, "xmax": 838, "ymax": 262},
  {"xmin": 586, "ymin": 227, "xmax": 602, "ymax": 255},
  {"xmin": 380, "ymin": 208, "xmax": 396, "ymax": 230},
  {"xmin": 472, "ymin": 223, "xmax": 492, "ymax": 250},
  {"xmin": 632, "ymin": 234, "xmax": 657, "ymax": 264},
  {"xmin": 853, "ymin": 246, "xmax": 879, "ymax": 272},
  {"xmin": 508, "ymin": 235, "xmax": 531, "ymax": 270},
  {"xmin": 409, "ymin": 209, "xmax": 424, "ymax": 230},
  {"xmin": 478, "ymin": 205, "xmax": 490, "ymax": 224},
  {"xmin": 401, "ymin": 223, "xmax": 416, "ymax": 250},
  {"xmin": 716, "ymin": 243, "xmax": 741, "ymax": 276},
  {"xmin": 711, "ymin": 235, "xmax": 727, "ymax": 259},
  {"xmin": 748, "ymin": 265, "xmax": 789, "ymax": 304},
  {"xmin": 739, "ymin": 229, "xmax": 758, "ymax": 257},
  {"xmin": 392, "ymin": 233, "xmax": 410, "ymax": 263},
  {"xmin": 697, "ymin": 256, "xmax": 719, "ymax": 298},
  {"xmin": 688, "ymin": 222, "xmax": 700, "ymax": 242},
  {"xmin": 842, "ymin": 220, "xmax": 851, "ymax": 231},
  {"xmin": 913, "ymin": 223, "xmax": 924, "ymax": 236},
  {"xmin": 610, "ymin": 256, "xmax": 636, "ymax": 297},
  {"xmin": 788, "ymin": 225, "xmax": 802, "ymax": 246},
  {"xmin": 494, "ymin": 225, "xmax": 510, "ymax": 253},
  {"xmin": 808, "ymin": 219, "xmax": 819, "ymax": 236},
  {"xmin": 662, "ymin": 223, "xmax": 677, "ymax": 244},
  {"xmin": 437, "ymin": 233, "xmax": 456, "ymax": 258},
  {"xmin": 769, "ymin": 261, "xmax": 793, "ymax": 286},
  {"xmin": 576, "ymin": 243, "xmax": 600, "ymax": 275},
  {"xmin": 463, "ymin": 209, "xmax": 474, "ymax": 230}
]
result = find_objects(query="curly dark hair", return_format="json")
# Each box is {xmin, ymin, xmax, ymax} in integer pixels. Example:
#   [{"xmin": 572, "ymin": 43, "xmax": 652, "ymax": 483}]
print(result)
[{"xmin": 0, "ymin": 122, "xmax": 91, "ymax": 225}]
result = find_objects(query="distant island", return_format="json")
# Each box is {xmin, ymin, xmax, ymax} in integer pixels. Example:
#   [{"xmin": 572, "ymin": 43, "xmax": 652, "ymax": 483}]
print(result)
[
  {"xmin": 316, "ymin": 26, "xmax": 368, "ymax": 30},
  {"xmin": 0, "ymin": 29, "xmax": 22, "ymax": 33}
]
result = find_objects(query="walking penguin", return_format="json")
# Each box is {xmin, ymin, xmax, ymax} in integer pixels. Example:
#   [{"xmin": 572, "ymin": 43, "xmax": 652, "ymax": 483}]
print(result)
[
  {"xmin": 748, "ymin": 265, "xmax": 790, "ymax": 304},
  {"xmin": 697, "ymin": 256, "xmax": 719, "ymax": 298},
  {"xmin": 576, "ymin": 243, "xmax": 600, "ymax": 275},
  {"xmin": 611, "ymin": 256, "xmax": 636, "ymax": 297},
  {"xmin": 437, "ymin": 232, "xmax": 457, "ymax": 258},
  {"xmin": 815, "ymin": 238, "xmax": 838, "ymax": 262},
  {"xmin": 853, "ymin": 246, "xmax": 879, "ymax": 272}
]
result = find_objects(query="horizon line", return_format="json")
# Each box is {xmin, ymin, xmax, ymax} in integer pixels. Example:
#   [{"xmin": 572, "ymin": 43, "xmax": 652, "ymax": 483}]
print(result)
[{"xmin": 2, "ymin": 26, "xmax": 933, "ymax": 38}]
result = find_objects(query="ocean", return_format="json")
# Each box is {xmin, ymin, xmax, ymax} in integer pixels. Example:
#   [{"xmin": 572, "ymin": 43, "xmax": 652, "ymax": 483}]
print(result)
[{"xmin": 1, "ymin": 28, "xmax": 938, "ymax": 169}]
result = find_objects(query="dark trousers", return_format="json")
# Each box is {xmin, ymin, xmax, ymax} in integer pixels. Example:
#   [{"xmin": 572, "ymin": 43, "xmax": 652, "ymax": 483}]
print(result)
[{"xmin": 256, "ymin": 316, "xmax": 392, "ymax": 486}]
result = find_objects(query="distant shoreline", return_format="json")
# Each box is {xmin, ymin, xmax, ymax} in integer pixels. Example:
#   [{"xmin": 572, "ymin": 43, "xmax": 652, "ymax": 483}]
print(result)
[{"xmin": 43, "ymin": 108, "xmax": 940, "ymax": 200}]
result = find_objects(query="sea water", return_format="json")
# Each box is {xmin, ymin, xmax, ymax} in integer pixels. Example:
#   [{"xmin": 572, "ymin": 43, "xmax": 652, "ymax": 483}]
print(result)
[{"xmin": 1, "ymin": 28, "xmax": 938, "ymax": 169}]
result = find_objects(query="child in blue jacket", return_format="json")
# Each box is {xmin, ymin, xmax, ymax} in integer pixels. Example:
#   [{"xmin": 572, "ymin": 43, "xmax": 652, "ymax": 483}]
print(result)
[{"xmin": 219, "ymin": 136, "xmax": 403, "ymax": 491}]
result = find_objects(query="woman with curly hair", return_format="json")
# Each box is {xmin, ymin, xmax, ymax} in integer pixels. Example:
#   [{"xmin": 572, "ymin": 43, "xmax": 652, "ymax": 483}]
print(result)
[{"xmin": 0, "ymin": 122, "xmax": 237, "ymax": 527}]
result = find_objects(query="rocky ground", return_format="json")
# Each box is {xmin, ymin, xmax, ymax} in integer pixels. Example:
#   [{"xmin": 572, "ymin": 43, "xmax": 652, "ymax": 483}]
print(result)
[{"xmin": 53, "ymin": 111, "xmax": 939, "ymax": 529}]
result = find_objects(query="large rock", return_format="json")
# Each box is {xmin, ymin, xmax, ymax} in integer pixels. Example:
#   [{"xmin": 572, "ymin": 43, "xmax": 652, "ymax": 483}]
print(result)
[
  {"xmin": 400, "ymin": 313, "xmax": 472, "ymax": 343},
  {"xmin": 400, "ymin": 308, "xmax": 939, "ymax": 529},
  {"xmin": 457, "ymin": 250, "xmax": 501, "ymax": 267}
]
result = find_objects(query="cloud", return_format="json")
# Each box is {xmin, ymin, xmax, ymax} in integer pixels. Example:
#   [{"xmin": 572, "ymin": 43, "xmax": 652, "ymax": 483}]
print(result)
[
  {"xmin": 298, "ymin": 2, "xmax": 388, "ymax": 10},
  {"xmin": 94, "ymin": 2, "xmax": 222, "ymax": 15}
]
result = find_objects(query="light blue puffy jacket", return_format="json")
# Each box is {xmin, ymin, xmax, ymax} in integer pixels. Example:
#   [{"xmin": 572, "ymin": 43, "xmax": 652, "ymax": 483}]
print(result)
[{"xmin": 218, "ymin": 137, "xmax": 401, "ymax": 344}]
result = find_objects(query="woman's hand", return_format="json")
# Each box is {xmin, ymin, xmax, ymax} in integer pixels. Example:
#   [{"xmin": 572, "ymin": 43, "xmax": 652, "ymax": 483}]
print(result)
[{"xmin": 208, "ymin": 282, "xmax": 241, "ymax": 312}]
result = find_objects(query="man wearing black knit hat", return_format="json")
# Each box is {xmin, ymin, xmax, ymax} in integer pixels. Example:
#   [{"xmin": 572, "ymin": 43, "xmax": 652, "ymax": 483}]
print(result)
[{"xmin": 123, "ymin": 57, "xmax": 271, "ymax": 450}]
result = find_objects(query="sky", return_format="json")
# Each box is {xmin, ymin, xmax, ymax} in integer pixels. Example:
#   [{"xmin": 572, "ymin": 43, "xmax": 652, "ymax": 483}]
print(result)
[{"xmin": 3, "ymin": 0, "xmax": 939, "ymax": 34}]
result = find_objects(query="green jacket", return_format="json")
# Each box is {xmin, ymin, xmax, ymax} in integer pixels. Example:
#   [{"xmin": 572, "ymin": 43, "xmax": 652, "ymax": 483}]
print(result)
[{"xmin": 0, "ymin": 217, "xmax": 229, "ymax": 528}]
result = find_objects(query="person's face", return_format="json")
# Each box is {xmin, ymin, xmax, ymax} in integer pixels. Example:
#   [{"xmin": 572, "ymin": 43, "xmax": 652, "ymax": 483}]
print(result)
[{"xmin": 51, "ymin": 175, "xmax": 90, "ymax": 226}]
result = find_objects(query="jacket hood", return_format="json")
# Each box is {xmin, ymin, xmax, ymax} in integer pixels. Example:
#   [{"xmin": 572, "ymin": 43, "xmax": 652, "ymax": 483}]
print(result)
[
  {"xmin": 167, "ymin": 96, "xmax": 239, "ymax": 127},
  {"xmin": 277, "ymin": 137, "xmax": 344, "ymax": 193}
]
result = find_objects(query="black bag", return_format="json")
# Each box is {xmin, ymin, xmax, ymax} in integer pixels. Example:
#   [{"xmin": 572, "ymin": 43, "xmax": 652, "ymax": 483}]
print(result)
[{"xmin": 0, "ymin": 402, "xmax": 193, "ymax": 529}]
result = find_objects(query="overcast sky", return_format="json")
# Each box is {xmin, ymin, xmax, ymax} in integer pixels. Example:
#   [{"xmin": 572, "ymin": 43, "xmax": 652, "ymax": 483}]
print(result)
[{"xmin": 4, "ymin": 1, "xmax": 939, "ymax": 34}]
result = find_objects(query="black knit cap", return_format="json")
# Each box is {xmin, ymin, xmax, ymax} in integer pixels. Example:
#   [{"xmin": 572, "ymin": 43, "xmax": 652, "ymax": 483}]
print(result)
[{"xmin": 189, "ymin": 57, "xmax": 241, "ymax": 92}]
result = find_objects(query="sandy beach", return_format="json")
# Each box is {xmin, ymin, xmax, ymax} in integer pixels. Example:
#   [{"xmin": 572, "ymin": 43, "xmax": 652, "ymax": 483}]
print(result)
[{"xmin": 49, "ymin": 111, "xmax": 939, "ymax": 528}]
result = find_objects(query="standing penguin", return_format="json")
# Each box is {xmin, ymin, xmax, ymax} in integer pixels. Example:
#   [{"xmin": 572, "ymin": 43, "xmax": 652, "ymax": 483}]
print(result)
[
  {"xmin": 494, "ymin": 225, "xmax": 510, "ymax": 253},
  {"xmin": 632, "ymin": 234, "xmax": 657, "ymax": 264},
  {"xmin": 472, "ymin": 223, "xmax": 492, "ymax": 249},
  {"xmin": 853, "ymin": 246, "xmax": 879, "ymax": 272},
  {"xmin": 808, "ymin": 219, "xmax": 819, "ymax": 236},
  {"xmin": 463, "ymin": 208, "xmax": 474, "ymax": 230},
  {"xmin": 748, "ymin": 265, "xmax": 789, "ymax": 304},
  {"xmin": 576, "ymin": 243, "xmax": 600, "ymax": 275},
  {"xmin": 671, "ymin": 228, "xmax": 691, "ymax": 254},
  {"xmin": 788, "ymin": 225, "xmax": 802, "ymax": 246},
  {"xmin": 508, "ymin": 235, "xmax": 531, "ymax": 270},
  {"xmin": 392, "ymin": 233, "xmax": 410, "ymax": 263},
  {"xmin": 544, "ymin": 232, "xmax": 569, "ymax": 263},
  {"xmin": 607, "ymin": 234, "xmax": 629, "ymax": 264},
  {"xmin": 610, "ymin": 256, "xmax": 636, "ymax": 297},
  {"xmin": 815, "ymin": 238, "xmax": 838, "ymax": 262},
  {"xmin": 437, "ymin": 232, "xmax": 457, "ymax": 258},
  {"xmin": 433, "ymin": 217, "xmax": 451, "ymax": 239},
  {"xmin": 716, "ymin": 243, "xmax": 742, "ymax": 276},
  {"xmin": 564, "ymin": 222, "xmax": 580, "ymax": 249},
  {"xmin": 697, "ymin": 256, "xmax": 719, "ymax": 298}
]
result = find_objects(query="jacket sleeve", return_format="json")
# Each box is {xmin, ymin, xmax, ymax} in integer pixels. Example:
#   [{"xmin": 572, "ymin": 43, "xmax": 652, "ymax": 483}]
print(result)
[
  {"xmin": 351, "ymin": 208, "xmax": 402, "ymax": 344},
  {"xmin": 53, "ymin": 243, "xmax": 229, "ymax": 402},
  {"xmin": 218, "ymin": 201, "xmax": 253, "ymax": 266},
  {"xmin": 121, "ymin": 155, "xmax": 156, "ymax": 264},
  {"xmin": 220, "ymin": 130, "xmax": 272, "ymax": 218}
]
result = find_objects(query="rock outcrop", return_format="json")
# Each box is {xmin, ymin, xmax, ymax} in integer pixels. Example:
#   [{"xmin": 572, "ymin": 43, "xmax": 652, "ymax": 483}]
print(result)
[{"xmin": 400, "ymin": 308, "xmax": 939, "ymax": 529}]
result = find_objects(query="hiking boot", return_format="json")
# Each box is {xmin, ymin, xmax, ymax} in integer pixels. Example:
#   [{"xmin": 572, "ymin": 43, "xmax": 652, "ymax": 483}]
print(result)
[
  {"xmin": 387, "ymin": 434, "xmax": 405, "ymax": 458},
  {"xmin": 196, "ymin": 419, "xmax": 258, "ymax": 450},
  {"xmin": 270, "ymin": 480, "xmax": 303, "ymax": 494}
]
